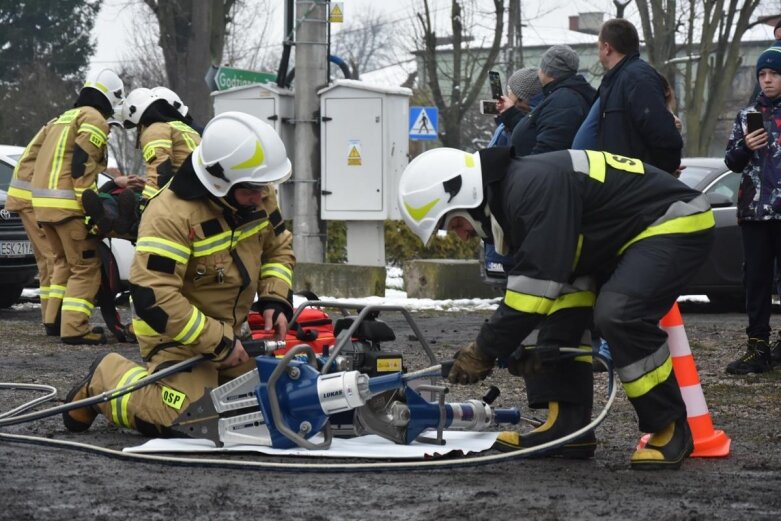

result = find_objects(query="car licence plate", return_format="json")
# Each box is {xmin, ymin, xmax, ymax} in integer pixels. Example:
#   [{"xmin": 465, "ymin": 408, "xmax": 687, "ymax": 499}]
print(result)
[{"xmin": 0, "ymin": 240, "xmax": 33, "ymax": 257}]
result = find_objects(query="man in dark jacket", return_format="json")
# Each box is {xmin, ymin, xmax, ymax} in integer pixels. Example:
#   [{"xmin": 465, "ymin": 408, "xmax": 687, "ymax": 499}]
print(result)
[
  {"xmin": 573, "ymin": 19, "xmax": 682, "ymax": 174},
  {"xmin": 511, "ymin": 45, "xmax": 596, "ymax": 156},
  {"xmin": 398, "ymin": 147, "xmax": 714, "ymax": 470}
]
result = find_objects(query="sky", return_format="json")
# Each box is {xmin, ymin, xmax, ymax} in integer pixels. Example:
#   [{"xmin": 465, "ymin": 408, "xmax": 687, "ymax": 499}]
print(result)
[{"xmin": 91, "ymin": 0, "xmax": 778, "ymax": 77}]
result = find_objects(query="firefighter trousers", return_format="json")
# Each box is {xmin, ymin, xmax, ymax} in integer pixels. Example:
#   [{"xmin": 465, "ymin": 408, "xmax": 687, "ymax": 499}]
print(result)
[
  {"xmin": 87, "ymin": 349, "xmax": 254, "ymax": 436},
  {"xmin": 18, "ymin": 207, "xmax": 54, "ymax": 323},
  {"xmin": 41, "ymin": 218, "xmax": 101, "ymax": 337},
  {"xmin": 525, "ymin": 230, "xmax": 714, "ymax": 434}
]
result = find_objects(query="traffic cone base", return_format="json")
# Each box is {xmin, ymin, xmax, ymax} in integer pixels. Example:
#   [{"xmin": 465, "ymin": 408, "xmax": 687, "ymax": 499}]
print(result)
[{"xmin": 636, "ymin": 302, "xmax": 731, "ymax": 459}]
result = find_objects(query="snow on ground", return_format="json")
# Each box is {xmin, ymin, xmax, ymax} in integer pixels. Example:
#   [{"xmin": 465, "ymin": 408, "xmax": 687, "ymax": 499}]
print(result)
[{"xmin": 20, "ymin": 268, "xmax": 709, "ymax": 313}]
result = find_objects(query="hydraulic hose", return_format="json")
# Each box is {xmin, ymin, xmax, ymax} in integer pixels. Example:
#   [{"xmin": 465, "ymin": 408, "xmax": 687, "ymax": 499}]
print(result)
[{"xmin": 0, "ymin": 350, "xmax": 615, "ymax": 472}]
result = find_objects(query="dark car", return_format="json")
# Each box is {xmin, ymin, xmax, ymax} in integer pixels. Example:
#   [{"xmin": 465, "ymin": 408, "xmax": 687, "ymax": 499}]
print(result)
[
  {"xmin": 676, "ymin": 157, "xmax": 743, "ymax": 308},
  {"xmin": 479, "ymin": 157, "xmax": 744, "ymax": 308},
  {"xmin": 0, "ymin": 145, "xmax": 38, "ymax": 307}
]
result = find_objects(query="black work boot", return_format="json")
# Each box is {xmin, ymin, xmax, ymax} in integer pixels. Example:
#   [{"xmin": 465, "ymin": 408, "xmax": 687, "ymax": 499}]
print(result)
[
  {"xmin": 82, "ymin": 189, "xmax": 113, "ymax": 235},
  {"xmin": 62, "ymin": 353, "xmax": 108, "ymax": 432},
  {"xmin": 630, "ymin": 416, "xmax": 693, "ymax": 470},
  {"xmin": 62, "ymin": 326, "xmax": 108, "ymax": 346},
  {"xmin": 493, "ymin": 401, "xmax": 596, "ymax": 458},
  {"xmin": 114, "ymin": 189, "xmax": 138, "ymax": 236},
  {"xmin": 770, "ymin": 334, "xmax": 781, "ymax": 369},
  {"xmin": 44, "ymin": 309, "xmax": 63, "ymax": 336},
  {"xmin": 725, "ymin": 338, "xmax": 771, "ymax": 374}
]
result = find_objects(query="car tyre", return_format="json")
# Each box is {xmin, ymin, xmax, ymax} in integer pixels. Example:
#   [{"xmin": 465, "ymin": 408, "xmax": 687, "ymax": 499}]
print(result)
[{"xmin": 0, "ymin": 284, "xmax": 24, "ymax": 308}]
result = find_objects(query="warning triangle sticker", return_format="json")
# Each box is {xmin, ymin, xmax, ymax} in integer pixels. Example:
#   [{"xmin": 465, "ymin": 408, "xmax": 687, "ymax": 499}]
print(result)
[
  {"xmin": 411, "ymin": 109, "xmax": 436, "ymax": 136},
  {"xmin": 329, "ymin": 4, "xmax": 343, "ymax": 23},
  {"xmin": 347, "ymin": 144, "xmax": 362, "ymax": 166}
]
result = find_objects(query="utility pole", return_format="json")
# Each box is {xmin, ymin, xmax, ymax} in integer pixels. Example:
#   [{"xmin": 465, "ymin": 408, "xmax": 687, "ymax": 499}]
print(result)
[{"xmin": 293, "ymin": 0, "xmax": 329, "ymax": 262}]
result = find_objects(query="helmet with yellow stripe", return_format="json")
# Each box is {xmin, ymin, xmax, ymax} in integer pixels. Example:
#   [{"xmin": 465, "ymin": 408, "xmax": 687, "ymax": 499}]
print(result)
[
  {"xmin": 192, "ymin": 111, "xmax": 292, "ymax": 197},
  {"xmin": 82, "ymin": 68, "xmax": 125, "ymax": 113},
  {"xmin": 398, "ymin": 148, "xmax": 483, "ymax": 245}
]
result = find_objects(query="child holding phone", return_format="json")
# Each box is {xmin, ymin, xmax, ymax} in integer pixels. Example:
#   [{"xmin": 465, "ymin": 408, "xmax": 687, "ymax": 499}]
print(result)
[{"xmin": 724, "ymin": 46, "xmax": 781, "ymax": 374}]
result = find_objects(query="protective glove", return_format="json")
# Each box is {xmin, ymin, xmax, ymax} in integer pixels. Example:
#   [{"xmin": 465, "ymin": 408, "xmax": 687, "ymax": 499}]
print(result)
[{"xmin": 448, "ymin": 341, "xmax": 495, "ymax": 385}]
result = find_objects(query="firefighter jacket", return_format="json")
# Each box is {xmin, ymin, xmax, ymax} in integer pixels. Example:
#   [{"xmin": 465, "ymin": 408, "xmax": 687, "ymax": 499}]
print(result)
[
  {"xmin": 139, "ymin": 121, "xmax": 201, "ymax": 200},
  {"xmin": 474, "ymin": 147, "xmax": 715, "ymax": 359},
  {"xmin": 129, "ymin": 164, "xmax": 295, "ymax": 364},
  {"xmin": 5, "ymin": 119, "xmax": 55, "ymax": 212},
  {"xmin": 30, "ymin": 106, "xmax": 108, "ymax": 223}
]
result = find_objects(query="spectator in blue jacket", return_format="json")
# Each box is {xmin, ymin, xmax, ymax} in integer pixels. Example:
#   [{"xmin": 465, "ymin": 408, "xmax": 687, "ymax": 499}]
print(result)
[
  {"xmin": 511, "ymin": 45, "xmax": 596, "ymax": 156},
  {"xmin": 573, "ymin": 18, "xmax": 682, "ymax": 173},
  {"xmin": 724, "ymin": 46, "xmax": 781, "ymax": 375}
]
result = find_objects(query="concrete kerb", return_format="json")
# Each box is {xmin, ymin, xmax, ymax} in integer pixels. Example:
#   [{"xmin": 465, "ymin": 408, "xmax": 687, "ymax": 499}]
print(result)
[
  {"xmin": 294, "ymin": 262, "xmax": 386, "ymax": 298},
  {"xmin": 403, "ymin": 260, "xmax": 502, "ymax": 299}
]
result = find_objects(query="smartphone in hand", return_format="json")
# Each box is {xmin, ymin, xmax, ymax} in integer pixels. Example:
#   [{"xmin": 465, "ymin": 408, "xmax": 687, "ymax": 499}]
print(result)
[
  {"xmin": 746, "ymin": 111, "xmax": 764, "ymax": 134},
  {"xmin": 489, "ymin": 71, "xmax": 502, "ymax": 100},
  {"xmin": 480, "ymin": 100, "xmax": 499, "ymax": 115}
]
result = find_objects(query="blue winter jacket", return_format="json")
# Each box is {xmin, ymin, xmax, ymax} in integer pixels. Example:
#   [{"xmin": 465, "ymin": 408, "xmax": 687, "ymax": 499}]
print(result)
[
  {"xmin": 595, "ymin": 53, "xmax": 682, "ymax": 173},
  {"xmin": 511, "ymin": 74, "xmax": 596, "ymax": 157}
]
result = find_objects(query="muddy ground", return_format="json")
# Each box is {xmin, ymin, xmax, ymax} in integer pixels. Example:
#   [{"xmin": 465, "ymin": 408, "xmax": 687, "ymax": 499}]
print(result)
[{"xmin": 1, "ymin": 299, "xmax": 780, "ymax": 521}]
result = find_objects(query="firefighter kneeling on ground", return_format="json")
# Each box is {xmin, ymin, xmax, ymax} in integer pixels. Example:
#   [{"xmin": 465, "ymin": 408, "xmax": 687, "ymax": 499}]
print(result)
[
  {"xmin": 398, "ymin": 147, "xmax": 714, "ymax": 470},
  {"xmin": 62, "ymin": 112, "xmax": 295, "ymax": 437}
]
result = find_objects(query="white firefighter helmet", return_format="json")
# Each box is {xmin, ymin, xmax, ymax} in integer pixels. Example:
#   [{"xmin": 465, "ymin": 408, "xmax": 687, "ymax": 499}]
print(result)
[
  {"xmin": 120, "ymin": 87, "xmax": 157, "ymax": 128},
  {"xmin": 397, "ymin": 148, "xmax": 483, "ymax": 245},
  {"xmin": 192, "ymin": 111, "xmax": 292, "ymax": 197},
  {"xmin": 151, "ymin": 86, "xmax": 189, "ymax": 117},
  {"xmin": 82, "ymin": 68, "xmax": 125, "ymax": 112}
]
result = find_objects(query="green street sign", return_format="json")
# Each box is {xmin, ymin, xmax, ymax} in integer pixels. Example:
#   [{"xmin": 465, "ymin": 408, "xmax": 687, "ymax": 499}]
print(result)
[{"xmin": 212, "ymin": 66, "xmax": 276, "ymax": 91}]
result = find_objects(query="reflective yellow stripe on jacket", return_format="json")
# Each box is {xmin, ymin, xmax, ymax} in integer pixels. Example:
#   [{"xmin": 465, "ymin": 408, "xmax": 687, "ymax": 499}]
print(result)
[
  {"xmin": 261, "ymin": 263, "xmax": 293, "ymax": 287},
  {"xmin": 136, "ymin": 237, "xmax": 191, "ymax": 264},
  {"xmin": 619, "ymin": 194, "xmax": 714, "ymax": 254},
  {"xmin": 504, "ymin": 275, "xmax": 564, "ymax": 315},
  {"xmin": 143, "ymin": 139, "xmax": 173, "ymax": 162}
]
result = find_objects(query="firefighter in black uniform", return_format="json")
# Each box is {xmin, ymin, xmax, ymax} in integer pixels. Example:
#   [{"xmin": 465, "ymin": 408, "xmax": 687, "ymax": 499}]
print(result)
[{"xmin": 397, "ymin": 147, "xmax": 714, "ymax": 470}]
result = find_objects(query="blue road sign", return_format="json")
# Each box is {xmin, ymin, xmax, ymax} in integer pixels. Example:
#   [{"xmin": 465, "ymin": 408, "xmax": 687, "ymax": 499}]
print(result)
[{"xmin": 409, "ymin": 106, "xmax": 438, "ymax": 141}]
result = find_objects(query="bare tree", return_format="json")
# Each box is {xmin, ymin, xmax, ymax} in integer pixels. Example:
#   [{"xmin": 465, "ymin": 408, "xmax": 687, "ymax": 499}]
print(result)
[
  {"xmin": 415, "ymin": 0, "xmax": 504, "ymax": 149},
  {"xmin": 330, "ymin": 6, "xmax": 399, "ymax": 79},
  {"xmin": 142, "ymin": 0, "xmax": 239, "ymax": 120},
  {"xmin": 635, "ymin": 0, "xmax": 679, "ymax": 81},
  {"xmin": 676, "ymin": 0, "xmax": 761, "ymax": 155},
  {"xmin": 222, "ymin": 0, "xmax": 278, "ymax": 71}
]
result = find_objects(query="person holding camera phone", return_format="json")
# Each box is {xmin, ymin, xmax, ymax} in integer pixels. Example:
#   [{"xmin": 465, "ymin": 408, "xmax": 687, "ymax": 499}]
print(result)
[
  {"xmin": 510, "ymin": 45, "xmax": 596, "ymax": 157},
  {"xmin": 485, "ymin": 68, "xmax": 542, "ymax": 148},
  {"xmin": 724, "ymin": 46, "xmax": 781, "ymax": 374}
]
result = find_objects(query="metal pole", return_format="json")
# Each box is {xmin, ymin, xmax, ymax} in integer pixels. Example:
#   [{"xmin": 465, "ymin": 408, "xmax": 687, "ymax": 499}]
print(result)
[{"xmin": 293, "ymin": 0, "xmax": 329, "ymax": 262}]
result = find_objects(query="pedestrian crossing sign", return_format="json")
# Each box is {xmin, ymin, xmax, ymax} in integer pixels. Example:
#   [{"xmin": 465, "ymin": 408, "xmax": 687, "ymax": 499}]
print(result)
[{"xmin": 409, "ymin": 106, "xmax": 438, "ymax": 141}]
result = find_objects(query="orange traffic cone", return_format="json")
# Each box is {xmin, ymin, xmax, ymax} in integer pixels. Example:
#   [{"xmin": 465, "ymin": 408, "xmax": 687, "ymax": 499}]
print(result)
[{"xmin": 638, "ymin": 302, "xmax": 731, "ymax": 457}]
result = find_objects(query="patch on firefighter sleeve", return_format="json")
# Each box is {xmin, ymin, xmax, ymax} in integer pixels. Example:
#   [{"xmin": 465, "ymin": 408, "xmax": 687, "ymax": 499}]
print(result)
[
  {"xmin": 161, "ymin": 386, "xmax": 186, "ymax": 410},
  {"xmin": 147, "ymin": 254, "xmax": 176, "ymax": 274}
]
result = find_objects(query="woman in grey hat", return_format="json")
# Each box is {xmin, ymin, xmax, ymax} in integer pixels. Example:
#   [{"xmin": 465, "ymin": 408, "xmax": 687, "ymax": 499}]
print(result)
[{"xmin": 510, "ymin": 44, "xmax": 596, "ymax": 156}]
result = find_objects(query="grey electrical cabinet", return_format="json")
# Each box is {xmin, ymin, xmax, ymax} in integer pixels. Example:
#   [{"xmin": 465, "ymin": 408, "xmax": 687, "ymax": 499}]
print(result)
[{"xmin": 318, "ymin": 80, "xmax": 411, "ymax": 220}]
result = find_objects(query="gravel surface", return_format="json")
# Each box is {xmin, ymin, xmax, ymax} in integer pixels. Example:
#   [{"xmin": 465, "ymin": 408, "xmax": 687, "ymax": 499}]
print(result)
[{"xmin": 1, "ymin": 300, "xmax": 781, "ymax": 520}]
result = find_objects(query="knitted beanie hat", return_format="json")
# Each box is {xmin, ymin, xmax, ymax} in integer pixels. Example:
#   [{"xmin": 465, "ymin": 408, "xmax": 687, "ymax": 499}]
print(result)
[
  {"xmin": 539, "ymin": 44, "xmax": 579, "ymax": 80},
  {"xmin": 757, "ymin": 46, "xmax": 781, "ymax": 77},
  {"xmin": 507, "ymin": 68, "xmax": 542, "ymax": 101}
]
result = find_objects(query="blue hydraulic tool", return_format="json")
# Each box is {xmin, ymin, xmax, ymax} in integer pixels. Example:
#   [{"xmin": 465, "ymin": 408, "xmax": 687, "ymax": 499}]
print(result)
[{"xmin": 171, "ymin": 344, "xmax": 520, "ymax": 450}]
